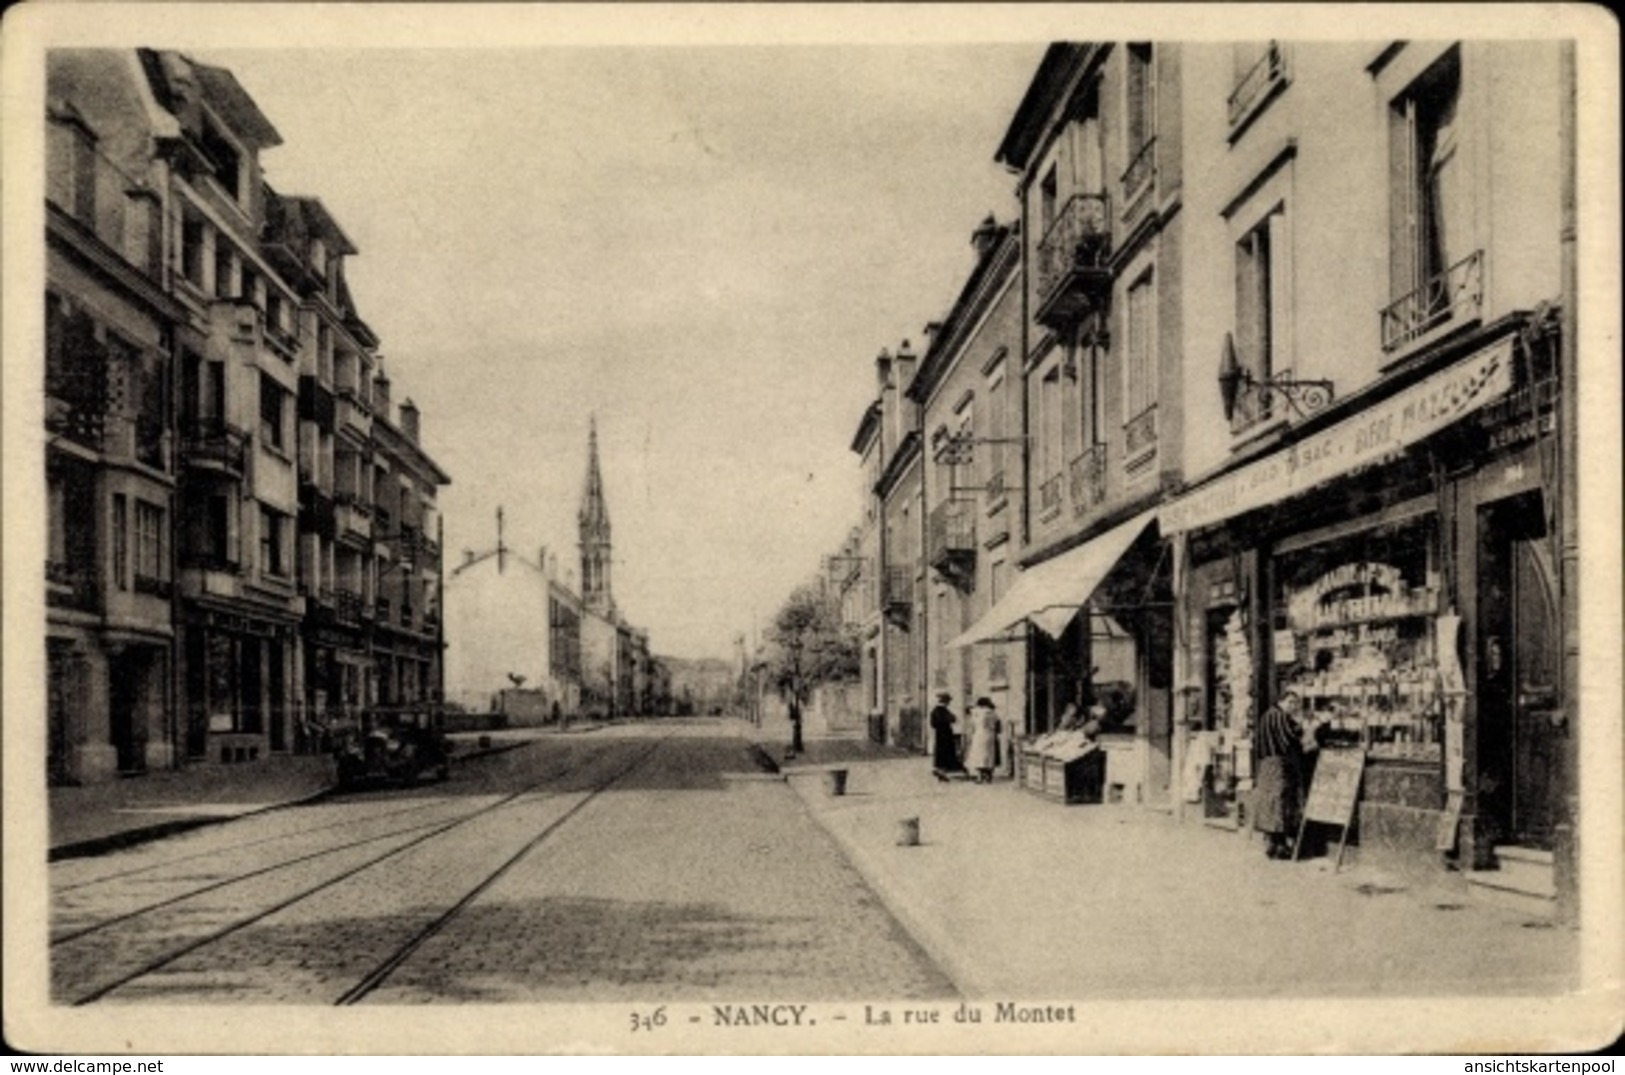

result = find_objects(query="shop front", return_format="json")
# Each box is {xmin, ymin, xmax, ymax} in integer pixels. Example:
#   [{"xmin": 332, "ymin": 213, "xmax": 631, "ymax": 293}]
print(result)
[
  {"xmin": 180, "ymin": 604, "xmax": 300, "ymax": 764},
  {"xmin": 951, "ymin": 509, "xmax": 1173, "ymax": 805},
  {"xmin": 1166, "ymin": 323, "xmax": 1571, "ymax": 886}
]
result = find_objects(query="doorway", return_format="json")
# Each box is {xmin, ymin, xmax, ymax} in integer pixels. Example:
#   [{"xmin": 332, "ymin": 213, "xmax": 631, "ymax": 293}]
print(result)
[
  {"xmin": 1476, "ymin": 493, "xmax": 1560, "ymax": 849},
  {"xmin": 110, "ymin": 649, "xmax": 147, "ymax": 773}
]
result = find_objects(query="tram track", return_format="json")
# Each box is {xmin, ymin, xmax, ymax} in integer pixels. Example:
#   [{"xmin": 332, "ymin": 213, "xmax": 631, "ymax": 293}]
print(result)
[
  {"xmin": 52, "ymin": 739, "xmax": 612, "ymax": 920},
  {"xmin": 60, "ymin": 735, "xmax": 663, "ymax": 1006}
]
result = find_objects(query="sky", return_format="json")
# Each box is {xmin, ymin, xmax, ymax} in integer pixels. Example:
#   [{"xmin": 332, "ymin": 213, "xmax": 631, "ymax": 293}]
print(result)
[{"xmin": 203, "ymin": 42, "xmax": 1048, "ymax": 660}]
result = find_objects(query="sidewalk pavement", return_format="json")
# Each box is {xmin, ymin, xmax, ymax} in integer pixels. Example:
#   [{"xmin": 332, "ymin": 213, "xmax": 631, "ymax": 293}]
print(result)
[
  {"xmin": 748, "ymin": 709, "xmax": 1577, "ymax": 1002},
  {"xmin": 47, "ymin": 728, "xmax": 539, "ymax": 860}
]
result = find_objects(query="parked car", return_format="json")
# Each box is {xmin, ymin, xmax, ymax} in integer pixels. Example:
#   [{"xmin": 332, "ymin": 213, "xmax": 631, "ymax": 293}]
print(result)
[{"xmin": 334, "ymin": 708, "xmax": 451, "ymax": 789}]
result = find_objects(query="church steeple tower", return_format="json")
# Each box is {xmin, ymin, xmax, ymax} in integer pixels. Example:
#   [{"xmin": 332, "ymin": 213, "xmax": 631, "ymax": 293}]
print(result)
[{"xmin": 579, "ymin": 414, "xmax": 614, "ymax": 615}]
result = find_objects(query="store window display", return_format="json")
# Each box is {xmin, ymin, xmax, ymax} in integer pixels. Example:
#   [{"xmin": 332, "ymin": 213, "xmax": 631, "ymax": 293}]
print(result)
[{"xmin": 1272, "ymin": 518, "xmax": 1447, "ymax": 764}]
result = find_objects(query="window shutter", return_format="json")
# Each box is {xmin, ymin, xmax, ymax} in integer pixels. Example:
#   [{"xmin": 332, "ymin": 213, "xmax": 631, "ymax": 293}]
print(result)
[{"xmin": 1390, "ymin": 101, "xmax": 1419, "ymax": 306}]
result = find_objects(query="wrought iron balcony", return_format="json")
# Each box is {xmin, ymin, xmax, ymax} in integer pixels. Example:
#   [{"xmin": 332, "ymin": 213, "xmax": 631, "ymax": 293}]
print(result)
[
  {"xmin": 1124, "ymin": 404, "xmax": 1159, "ymax": 467},
  {"xmin": 133, "ymin": 572, "xmax": 172, "ymax": 599},
  {"xmin": 1035, "ymin": 193, "xmax": 1111, "ymax": 329},
  {"xmin": 46, "ymin": 559, "xmax": 99, "ymax": 612},
  {"xmin": 1381, "ymin": 250, "xmax": 1484, "ymax": 352},
  {"xmin": 180, "ymin": 418, "xmax": 248, "ymax": 476},
  {"xmin": 985, "ymin": 468, "xmax": 1006, "ymax": 503},
  {"xmin": 180, "ymin": 549, "xmax": 241, "ymax": 574},
  {"xmin": 1038, "ymin": 472, "xmax": 1064, "ymax": 518},
  {"xmin": 881, "ymin": 565, "xmax": 913, "ymax": 628},
  {"xmin": 1228, "ymin": 42, "xmax": 1286, "ymax": 128},
  {"xmin": 1120, "ymin": 137, "xmax": 1158, "ymax": 224},
  {"xmin": 927, "ymin": 500, "xmax": 976, "ymax": 587},
  {"xmin": 45, "ymin": 366, "xmax": 109, "ymax": 452},
  {"xmin": 333, "ymin": 587, "xmax": 364, "ymax": 625},
  {"xmin": 1069, "ymin": 443, "xmax": 1108, "ymax": 517}
]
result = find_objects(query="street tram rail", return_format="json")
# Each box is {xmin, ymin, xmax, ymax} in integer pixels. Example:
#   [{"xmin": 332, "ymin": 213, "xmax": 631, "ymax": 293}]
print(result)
[
  {"xmin": 51, "ymin": 738, "xmax": 598, "ymax": 899},
  {"xmin": 59, "ymin": 737, "xmax": 649, "ymax": 1005}
]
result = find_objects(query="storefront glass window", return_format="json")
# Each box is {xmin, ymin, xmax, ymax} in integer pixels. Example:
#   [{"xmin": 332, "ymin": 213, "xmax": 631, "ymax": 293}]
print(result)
[{"xmin": 1273, "ymin": 517, "xmax": 1444, "ymax": 762}]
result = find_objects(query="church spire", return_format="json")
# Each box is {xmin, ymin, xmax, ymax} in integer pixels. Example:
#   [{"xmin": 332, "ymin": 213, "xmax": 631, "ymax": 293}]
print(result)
[{"xmin": 579, "ymin": 414, "xmax": 614, "ymax": 614}]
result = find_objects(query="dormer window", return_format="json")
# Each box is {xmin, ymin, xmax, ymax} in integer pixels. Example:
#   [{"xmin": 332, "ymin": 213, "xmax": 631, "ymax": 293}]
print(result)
[
  {"xmin": 199, "ymin": 116, "xmax": 243, "ymax": 204},
  {"xmin": 310, "ymin": 237, "xmax": 328, "ymax": 279}
]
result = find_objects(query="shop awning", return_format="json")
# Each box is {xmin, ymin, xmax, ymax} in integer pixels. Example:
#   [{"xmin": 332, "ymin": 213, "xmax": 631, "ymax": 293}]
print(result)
[
  {"xmin": 1160, "ymin": 335, "xmax": 1515, "ymax": 536},
  {"xmin": 948, "ymin": 509, "xmax": 1158, "ymax": 648}
]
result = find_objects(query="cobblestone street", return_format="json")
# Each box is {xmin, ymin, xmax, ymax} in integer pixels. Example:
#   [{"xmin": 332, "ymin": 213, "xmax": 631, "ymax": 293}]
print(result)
[{"xmin": 49, "ymin": 722, "xmax": 954, "ymax": 1005}]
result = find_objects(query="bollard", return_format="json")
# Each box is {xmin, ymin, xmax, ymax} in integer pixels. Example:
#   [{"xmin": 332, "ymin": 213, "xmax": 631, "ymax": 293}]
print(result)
[
  {"xmin": 825, "ymin": 768, "xmax": 848, "ymax": 797},
  {"xmin": 896, "ymin": 816, "xmax": 920, "ymax": 847}
]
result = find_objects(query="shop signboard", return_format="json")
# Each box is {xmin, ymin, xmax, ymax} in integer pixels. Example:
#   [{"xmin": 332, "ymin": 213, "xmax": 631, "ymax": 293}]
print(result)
[
  {"xmin": 1297, "ymin": 747, "xmax": 1365, "ymax": 870},
  {"xmin": 1162, "ymin": 337, "xmax": 1514, "ymax": 536}
]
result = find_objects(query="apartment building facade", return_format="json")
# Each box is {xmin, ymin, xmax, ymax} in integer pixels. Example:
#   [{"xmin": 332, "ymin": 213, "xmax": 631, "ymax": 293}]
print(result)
[
  {"xmin": 43, "ymin": 49, "xmax": 453, "ymax": 779},
  {"xmin": 909, "ymin": 218, "xmax": 1028, "ymax": 765},
  {"xmin": 45, "ymin": 51, "xmax": 187, "ymax": 783},
  {"xmin": 1160, "ymin": 41, "xmax": 1576, "ymax": 905}
]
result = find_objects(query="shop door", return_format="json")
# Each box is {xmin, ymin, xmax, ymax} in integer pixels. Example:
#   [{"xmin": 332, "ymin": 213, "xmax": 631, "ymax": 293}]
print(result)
[
  {"xmin": 1478, "ymin": 496, "xmax": 1560, "ymax": 849},
  {"xmin": 110, "ymin": 650, "xmax": 146, "ymax": 773}
]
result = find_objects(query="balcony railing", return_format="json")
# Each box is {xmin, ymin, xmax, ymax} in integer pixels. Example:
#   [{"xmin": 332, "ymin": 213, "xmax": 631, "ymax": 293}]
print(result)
[
  {"xmin": 1124, "ymin": 404, "xmax": 1159, "ymax": 463},
  {"xmin": 1228, "ymin": 42, "xmax": 1286, "ymax": 128},
  {"xmin": 1121, "ymin": 137, "xmax": 1157, "ymax": 202},
  {"xmin": 400, "ymin": 606, "xmax": 415, "ymax": 629},
  {"xmin": 1035, "ymin": 193, "xmax": 1111, "ymax": 327},
  {"xmin": 375, "ymin": 595, "xmax": 391, "ymax": 623},
  {"xmin": 927, "ymin": 500, "xmax": 976, "ymax": 585},
  {"xmin": 1380, "ymin": 250, "xmax": 1485, "ymax": 352},
  {"xmin": 1069, "ymin": 443, "xmax": 1108, "ymax": 517},
  {"xmin": 180, "ymin": 418, "xmax": 248, "ymax": 476},
  {"xmin": 1038, "ymin": 472, "xmax": 1064, "ymax": 517},
  {"xmin": 46, "ymin": 559, "xmax": 99, "ymax": 612},
  {"xmin": 180, "ymin": 549, "xmax": 240, "ymax": 574},
  {"xmin": 133, "ymin": 572, "xmax": 171, "ymax": 598},
  {"xmin": 985, "ymin": 468, "xmax": 1006, "ymax": 504},
  {"xmin": 881, "ymin": 566, "xmax": 913, "ymax": 612},
  {"xmin": 333, "ymin": 587, "xmax": 364, "ymax": 625},
  {"xmin": 45, "ymin": 365, "xmax": 109, "ymax": 452}
]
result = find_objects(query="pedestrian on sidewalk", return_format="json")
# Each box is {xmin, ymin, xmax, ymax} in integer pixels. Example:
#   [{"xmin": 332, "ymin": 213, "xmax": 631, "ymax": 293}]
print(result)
[
  {"xmin": 929, "ymin": 693, "xmax": 965, "ymax": 782},
  {"xmin": 965, "ymin": 696, "xmax": 1001, "ymax": 784},
  {"xmin": 1253, "ymin": 688, "xmax": 1317, "ymax": 859}
]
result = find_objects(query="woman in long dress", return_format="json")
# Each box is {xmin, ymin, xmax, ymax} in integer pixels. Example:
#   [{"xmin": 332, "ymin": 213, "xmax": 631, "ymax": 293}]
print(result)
[
  {"xmin": 928, "ymin": 693, "xmax": 964, "ymax": 780},
  {"xmin": 964, "ymin": 696, "xmax": 1001, "ymax": 784},
  {"xmin": 1253, "ymin": 689, "xmax": 1315, "ymax": 858}
]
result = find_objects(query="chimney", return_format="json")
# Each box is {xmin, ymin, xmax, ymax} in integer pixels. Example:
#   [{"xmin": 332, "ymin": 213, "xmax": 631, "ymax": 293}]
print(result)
[
  {"xmin": 374, "ymin": 368, "xmax": 392, "ymax": 418},
  {"xmin": 874, "ymin": 346, "xmax": 893, "ymax": 391},
  {"xmin": 895, "ymin": 338, "xmax": 918, "ymax": 392},
  {"xmin": 971, "ymin": 213, "xmax": 1000, "ymax": 258},
  {"xmin": 399, "ymin": 398, "xmax": 420, "ymax": 443}
]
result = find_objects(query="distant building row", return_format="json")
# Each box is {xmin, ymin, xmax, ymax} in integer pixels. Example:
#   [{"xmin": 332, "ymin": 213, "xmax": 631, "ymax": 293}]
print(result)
[
  {"xmin": 45, "ymin": 50, "xmax": 449, "ymax": 783},
  {"xmin": 441, "ymin": 421, "xmax": 674, "ymax": 722},
  {"xmin": 837, "ymin": 41, "xmax": 1578, "ymax": 912}
]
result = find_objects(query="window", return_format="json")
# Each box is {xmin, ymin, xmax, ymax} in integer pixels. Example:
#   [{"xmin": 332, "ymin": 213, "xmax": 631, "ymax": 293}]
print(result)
[
  {"xmin": 1229, "ymin": 42, "xmax": 1287, "ymax": 130},
  {"xmin": 180, "ymin": 213, "xmax": 207, "ymax": 290},
  {"xmin": 310, "ymin": 238, "xmax": 328, "ymax": 279},
  {"xmin": 1124, "ymin": 43, "xmax": 1156, "ymax": 191},
  {"xmin": 260, "ymin": 507, "xmax": 287, "ymax": 578},
  {"xmin": 1124, "ymin": 272, "xmax": 1157, "ymax": 420},
  {"xmin": 1233, "ymin": 207, "xmax": 1292, "ymax": 429},
  {"xmin": 1386, "ymin": 47, "xmax": 1476, "ymax": 350},
  {"xmin": 199, "ymin": 117, "xmax": 242, "ymax": 202},
  {"xmin": 1039, "ymin": 165, "xmax": 1059, "ymax": 234},
  {"xmin": 984, "ymin": 371, "xmax": 1007, "ymax": 501},
  {"xmin": 259, "ymin": 374, "xmax": 286, "ymax": 451},
  {"xmin": 135, "ymin": 500, "xmax": 164, "ymax": 581},
  {"xmin": 112, "ymin": 494, "xmax": 129, "ymax": 591}
]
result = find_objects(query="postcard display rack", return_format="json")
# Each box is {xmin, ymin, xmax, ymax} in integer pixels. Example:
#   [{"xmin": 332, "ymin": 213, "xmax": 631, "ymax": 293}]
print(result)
[
  {"xmin": 1020, "ymin": 729, "xmax": 1105, "ymax": 804},
  {"xmin": 1276, "ymin": 561, "xmax": 1447, "ymax": 764}
]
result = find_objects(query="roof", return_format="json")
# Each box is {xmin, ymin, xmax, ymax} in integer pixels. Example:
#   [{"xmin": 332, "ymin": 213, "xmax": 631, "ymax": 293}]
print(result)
[
  {"xmin": 849, "ymin": 400, "xmax": 883, "ymax": 455},
  {"xmin": 267, "ymin": 192, "xmax": 359, "ymax": 256},
  {"xmin": 906, "ymin": 220, "xmax": 1019, "ymax": 406},
  {"xmin": 994, "ymin": 43, "xmax": 1091, "ymax": 173}
]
